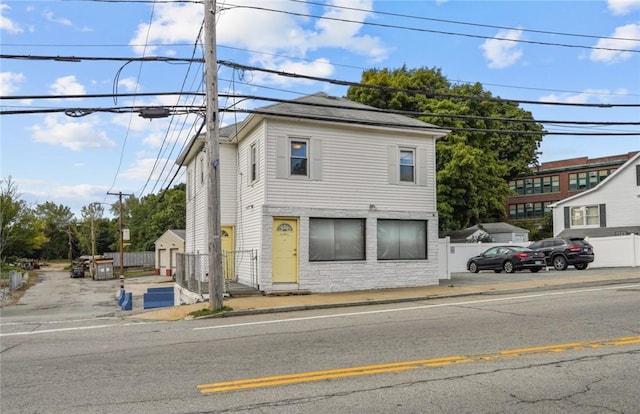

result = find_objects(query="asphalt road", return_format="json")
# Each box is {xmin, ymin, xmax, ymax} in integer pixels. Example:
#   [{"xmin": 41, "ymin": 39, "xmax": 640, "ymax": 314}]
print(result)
[{"xmin": 1, "ymin": 276, "xmax": 639, "ymax": 413}]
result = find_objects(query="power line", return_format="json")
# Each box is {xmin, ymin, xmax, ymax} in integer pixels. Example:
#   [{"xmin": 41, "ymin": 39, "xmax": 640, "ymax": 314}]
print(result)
[
  {"xmin": 218, "ymin": 61, "xmax": 640, "ymax": 108},
  {"xmin": 3, "ymin": 94, "xmax": 639, "ymax": 127},
  {"xmin": 291, "ymin": 0, "xmax": 640, "ymax": 42},
  {"xmin": 223, "ymin": 3, "xmax": 640, "ymax": 54},
  {"xmin": 5, "ymin": 52, "xmax": 639, "ymax": 101}
]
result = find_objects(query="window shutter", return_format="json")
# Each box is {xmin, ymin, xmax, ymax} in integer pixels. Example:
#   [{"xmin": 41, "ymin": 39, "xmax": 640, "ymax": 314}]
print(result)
[
  {"xmin": 636, "ymin": 165, "xmax": 640, "ymax": 186},
  {"xmin": 599, "ymin": 204, "xmax": 606, "ymax": 228},
  {"xmin": 564, "ymin": 206, "xmax": 570, "ymax": 229},
  {"xmin": 276, "ymin": 136, "xmax": 287, "ymax": 179},
  {"xmin": 388, "ymin": 145, "xmax": 398, "ymax": 184},
  {"xmin": 417, "ymin": 147, "xmax": 427, "ymax": 186},
  {"xmin": 311, "ymin": 138, "xmax": 323, "ymax": 180}
]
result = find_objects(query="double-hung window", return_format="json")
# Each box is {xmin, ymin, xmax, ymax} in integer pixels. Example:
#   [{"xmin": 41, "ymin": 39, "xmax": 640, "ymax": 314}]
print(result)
[
  {"xmin": 276, "ymin": 136, "xmax": 322, "ymax": 180},
  {"xmin": 399, "ymin": 148, "xmax": 415, "ymax": 183},
  {"xmin": 249, "ymin": 143, "xmax": 258, "ymax": 183},
  {"xmin": 290, "ymin": 140, "xmax": 308, "ymax": 177},
  {"xmin": 200, "ymin": 157, "xmax": 204, "ymax": 185},
  {"xmin": 377, "ymin": 219, "xmax": 427, "ymax": 260}
]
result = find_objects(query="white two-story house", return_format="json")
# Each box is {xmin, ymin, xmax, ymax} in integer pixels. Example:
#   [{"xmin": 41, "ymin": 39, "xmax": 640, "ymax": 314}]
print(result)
[
  {"xmin": 176, "ymin": 92, "xmax": 449, "ymax": 293},
  {"xmin": 551, "ymin": 151, "xmax": 640, "ymax": 238}
]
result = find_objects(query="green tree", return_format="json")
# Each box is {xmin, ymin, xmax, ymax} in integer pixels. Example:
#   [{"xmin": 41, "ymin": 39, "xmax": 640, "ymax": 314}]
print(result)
[
  {"xmin": 128, "ymin": 184, "xmax": 186, "ymax": 251},
  {"xmin": 34, "ymin": 202, "xmax": 75, "ymax": 260},
  {"xmin": 347, "ymin": 66, "xmax": 544, "ymax": 230},
  {"xmin": 75, "ymin": 202, "xmax": 117, "ymax": 256},
  {"xmin": 0, "ymin": 177, "xmax": 42, "ymax": 261}
]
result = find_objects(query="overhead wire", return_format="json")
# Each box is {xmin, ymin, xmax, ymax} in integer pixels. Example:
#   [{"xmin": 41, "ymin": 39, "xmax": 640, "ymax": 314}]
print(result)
[
  {"xmin": 222, "ymin": 3, "xmax": 640, "ymax": 54},
  {"xmin": 139, "ymin": 19, "xmax": 207, "ymax": 196},
  {"xmin": 105, "ymin": 0, "xmax": 158, "ymax": 196}
]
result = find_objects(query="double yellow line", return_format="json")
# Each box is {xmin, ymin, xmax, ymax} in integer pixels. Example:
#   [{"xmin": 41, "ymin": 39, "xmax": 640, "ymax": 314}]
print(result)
[{"xmin": 197, "ymin": 335, "xmax": 640, "ymax": 394}]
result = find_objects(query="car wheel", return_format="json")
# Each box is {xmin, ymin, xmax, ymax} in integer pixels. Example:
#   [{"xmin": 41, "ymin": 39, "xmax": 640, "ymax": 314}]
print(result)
[
  {"xmin": 530, "ymin": 267, "xmax": 542, "ymax": 273},
  {"xmin": 503, "ymin": 260, "xmax": 515, "ymax": 273},
  {"xmin": 574, "ymin": 263, "xmax": 588, "ymax": 270},
  {"xmin": 468, "ymin": 262, "xmax": 479, "ymax": 273},
  {"xmin": 552, "ymin": 255, "xmax": 568, "ymax": 271}
]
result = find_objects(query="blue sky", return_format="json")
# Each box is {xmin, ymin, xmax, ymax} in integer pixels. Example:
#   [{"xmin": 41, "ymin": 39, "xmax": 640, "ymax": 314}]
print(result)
[{"xmin": 1, "ymin": 0, "xmax": 639, "ymax": 217}]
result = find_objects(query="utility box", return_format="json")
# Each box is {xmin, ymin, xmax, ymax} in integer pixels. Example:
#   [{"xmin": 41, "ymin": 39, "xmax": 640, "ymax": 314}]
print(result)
[{"xmin": 94, "ymin": 258, "xmax": 115, "ymax": 280}]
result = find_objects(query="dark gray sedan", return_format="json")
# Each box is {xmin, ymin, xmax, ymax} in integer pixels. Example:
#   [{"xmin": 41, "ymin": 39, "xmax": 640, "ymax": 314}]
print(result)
[{"xmin": 467, "ymin": 246, "xmax": 546, "ymax": 274}]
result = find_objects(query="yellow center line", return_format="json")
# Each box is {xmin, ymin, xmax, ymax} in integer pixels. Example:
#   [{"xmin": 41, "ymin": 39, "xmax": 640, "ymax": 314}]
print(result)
[{"xmin": 197, "ymin": 335, "xmax": 640, "ymax": 394}]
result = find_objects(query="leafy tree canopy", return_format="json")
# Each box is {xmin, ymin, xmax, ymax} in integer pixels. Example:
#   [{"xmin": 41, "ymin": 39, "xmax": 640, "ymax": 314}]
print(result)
[
  {"xmin": 346, "ymin": 66, "xmax": 544, "ymax": 230},
  {"xmin": 0, "ymin": 177, "xmax": 42, "ymax": 261}
]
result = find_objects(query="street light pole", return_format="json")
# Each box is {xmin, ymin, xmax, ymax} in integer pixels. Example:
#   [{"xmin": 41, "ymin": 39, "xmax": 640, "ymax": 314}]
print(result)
[{"xmin": 204, "ymin": 0, "xmax": 224, "ymax": 310}]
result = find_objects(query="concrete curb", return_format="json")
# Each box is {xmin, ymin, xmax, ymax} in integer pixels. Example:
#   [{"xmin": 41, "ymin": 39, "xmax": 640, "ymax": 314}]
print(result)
[{"xmin": 192, "ymin": 277, "xmax": 640, "ymax": 320}]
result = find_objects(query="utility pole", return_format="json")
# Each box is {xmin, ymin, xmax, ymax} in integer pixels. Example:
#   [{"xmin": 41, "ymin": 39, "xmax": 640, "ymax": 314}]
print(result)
[
  {"xmin": 204, "ymin": 0, "xmax": 224, "ymax": 310},
  {"xmin": 90, "ymin": 217, "xmax": 96, "ymax": 278},
  {"xmin": 107, "ymin": 191, "xmax": 133, "ymax": 279},
  {"xmin": 68, "ymin": 223, "xmax": 73, "ymax": 267}
]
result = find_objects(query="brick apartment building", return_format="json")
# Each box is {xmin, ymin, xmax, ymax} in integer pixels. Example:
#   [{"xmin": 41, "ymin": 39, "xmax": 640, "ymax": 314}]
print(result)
[{"xmin": 506, "ymin": 151, "xmax": 638, "ymax": 220}]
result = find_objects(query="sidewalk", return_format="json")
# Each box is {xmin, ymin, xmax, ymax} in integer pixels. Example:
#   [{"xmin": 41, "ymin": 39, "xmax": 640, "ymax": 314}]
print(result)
[{"xmin": 124, "ymin": 267, "xmax": 640, "ymax": 321}]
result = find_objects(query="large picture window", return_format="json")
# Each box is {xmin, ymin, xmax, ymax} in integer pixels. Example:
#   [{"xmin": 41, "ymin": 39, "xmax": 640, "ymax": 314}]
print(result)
[
  {"xmin": 377, "ymin": 220, "xmax": 427, "ymax": 260},
  {"xmin": 309, "ymin": 218, "xmax": 365, "ymax": 261}
]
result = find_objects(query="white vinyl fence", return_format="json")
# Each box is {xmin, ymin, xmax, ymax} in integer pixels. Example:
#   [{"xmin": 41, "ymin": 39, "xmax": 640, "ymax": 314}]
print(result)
[{"xmin": 437, "ymin": 234, "xmax": 639, "ymax": 278}]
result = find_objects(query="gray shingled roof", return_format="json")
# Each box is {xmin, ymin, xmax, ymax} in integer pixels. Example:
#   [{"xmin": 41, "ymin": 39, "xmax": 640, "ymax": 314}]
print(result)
[
  {"xmin": 469, "ymin": 222, "xmax": 530, "ymax": 234},
  {"xmin": 557, "ymin": 226, "xmax": 640, "ymax": 238},
  {"xmin": 219, "ymin": 92, "xmax": 446, "ymax": 142},
  {"xmin": 169, "ymin": 229, "xmax": 185, "ymax": 240}
]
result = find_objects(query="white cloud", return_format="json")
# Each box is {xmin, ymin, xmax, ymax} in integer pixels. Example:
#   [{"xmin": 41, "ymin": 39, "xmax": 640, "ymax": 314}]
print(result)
[
  {"xmin": 50, "ymin": 75, "xmax": 86, "ymax": 97},
  {"xmin": 480, "ymin": 29, "xmax": 524, "ymax": 69},
  {"xmin": 129, "ymin": 2, "xmax": 202, "ymax": 55},
  {"xmin": 0, "ymin": 4, "xmax": 23, "ymax": 34},
  {"xmin": 120, "ymin": 158, "xmax": 171, "ymax": 181},
  {"xmin": 539, "ymin": 89, "xmax": 612, "ymax": 104},
  {"xmin": 28, "ymin": 114, "xmax": 116, "ymax": 151},
  {"xmin": 129, "ymin": 0, "xmax": 388, "ymax": 77},
  {"xmin": 0, "ymin": 72, "xmax": 25, "ymax": 95},
  {"xmin": 607, "ymin": 0, "xmax": 640, "ymax": 15},
  {"xmin": 590, "ymin": 23, "xmax": 640, "ymax": 64},
  {"xmin": 43, "ymin": 10, "xmax": 72, "ymax": 26},
  {"xmin": 117, "ymin": 77, "xmax": 140, "ymax": 92}
]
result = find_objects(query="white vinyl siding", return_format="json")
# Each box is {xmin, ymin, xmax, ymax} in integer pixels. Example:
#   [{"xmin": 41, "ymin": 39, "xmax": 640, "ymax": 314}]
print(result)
[
  {"xmin": 552, "ymin": 157, "xmax": 640, "ymax": 236},
  {"xmin": 268, "ymin": 121, "xmax": 436, "ymax": 212}
]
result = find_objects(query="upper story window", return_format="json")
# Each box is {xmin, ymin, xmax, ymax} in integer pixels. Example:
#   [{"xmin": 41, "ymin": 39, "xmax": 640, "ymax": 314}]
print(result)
[
  {"xmin": 276, "ymin": 136, "xmax": 322, "ymax": 180},
  {"xmin": 200, "ymin": 157, "xmax": 204, "ymax": 185},
  {"xmin": 399, "ymin": 148, "xmax": 415, "ymax": 183},
  {"xmin": 250, "ymin": 143, "xmax": 258, "ymax": 183},
  {"xmin": 569, "ymin": 169, "xmax": 612, "ymax": 191},
  {"xmin": 509, "ymin": 175, "xmax": 559, "ymax": 196},
  {"xmin": 290, "ymin": 140, "xmax": 308, "ymax": 177},
  {"xmin": 388, "ymin": 145, "xmax": 425, "ymax": 186}
]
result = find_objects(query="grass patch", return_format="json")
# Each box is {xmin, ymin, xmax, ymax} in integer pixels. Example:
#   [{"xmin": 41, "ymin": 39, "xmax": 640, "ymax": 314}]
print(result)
[{"xmin": 189, "ymin": 306, "xmax": 233, "ymax": 318}]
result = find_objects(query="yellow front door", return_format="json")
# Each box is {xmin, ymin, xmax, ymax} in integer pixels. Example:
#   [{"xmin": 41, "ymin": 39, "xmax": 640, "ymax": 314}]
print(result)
[
  {"xmin": 272, "ymin": 218, "xmax": 298, "ymax": 283},
  {"xmin": 221, "ymin": 226, "xmax": 234, "ymax": 280}
]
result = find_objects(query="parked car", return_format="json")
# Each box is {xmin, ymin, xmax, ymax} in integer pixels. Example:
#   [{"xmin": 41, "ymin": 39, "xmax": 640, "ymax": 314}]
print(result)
[
  {"xmin": 528, "ymin": 237, "xmax": 594, "ymax": 271},
  {"xmin": 467, "ymin": 246, "xmax": 546, "ymax": 274},
  {"xmin": 70, "ymin": 266, "xmax": 85, "ymax": 278}
]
